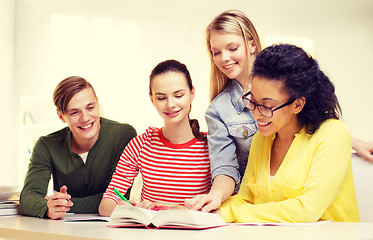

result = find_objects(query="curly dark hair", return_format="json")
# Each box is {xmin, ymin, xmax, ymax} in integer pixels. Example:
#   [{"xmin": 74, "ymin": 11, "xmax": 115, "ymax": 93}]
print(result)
[{"xmin": 251, "ymin": 44, "xmax": 342, "ymax": 134}]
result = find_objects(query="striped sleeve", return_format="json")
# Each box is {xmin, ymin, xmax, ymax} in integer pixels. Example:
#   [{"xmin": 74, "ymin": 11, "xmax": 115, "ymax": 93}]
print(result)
[{"xmin": 102, "ymin": 127, "xmax": 154, "ymax": 202}]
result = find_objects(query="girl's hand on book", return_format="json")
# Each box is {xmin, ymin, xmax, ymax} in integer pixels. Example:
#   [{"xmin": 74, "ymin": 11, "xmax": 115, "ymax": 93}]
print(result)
[
  {"xmin": 137, "ymin": 200, "xmax": 154, "ymax": 209},
  {"xmin": 138, "ymin": 201, "xmax": 184, "ymax": 211},
  {"xmin": 185, "ymin": 193, "xmax": 221, "ymax": 212},
  {"xmin": 150, "ymin": 202, "xmax": 185, "ymax": 211},
  {"xmin": 118, "ymin": 199, "xmax": 137, "ymax": 206}
]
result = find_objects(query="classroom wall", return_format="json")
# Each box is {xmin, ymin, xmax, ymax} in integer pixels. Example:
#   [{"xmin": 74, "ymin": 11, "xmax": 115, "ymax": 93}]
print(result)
[
  {"xmin": 0, "ymin": 0, "xmax": 16, "ymax": 186},
  {"xmin": 1, "ymin": 0, "xmax": 373, "ymax": 201}
]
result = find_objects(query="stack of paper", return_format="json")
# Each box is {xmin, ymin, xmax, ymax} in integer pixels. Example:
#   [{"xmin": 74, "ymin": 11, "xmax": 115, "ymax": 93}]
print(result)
[
  {"xmin": 0, "ymin": 186, "xmax": 19, "ymax": 216},
  {"xmin": 0, "ymin": 201, "xmax": 19, "ymax": 216}
]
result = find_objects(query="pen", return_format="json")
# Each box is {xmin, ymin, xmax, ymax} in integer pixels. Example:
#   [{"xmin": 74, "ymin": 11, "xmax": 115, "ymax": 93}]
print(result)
[{"xmin": 113, "ymin": 187, "xmax": 132, "ymax": 205}]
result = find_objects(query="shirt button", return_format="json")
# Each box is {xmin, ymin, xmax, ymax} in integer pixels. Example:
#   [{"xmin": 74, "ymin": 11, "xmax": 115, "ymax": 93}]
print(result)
[{"xmin": 243, "ymin": 129, "xmax": 248, "ymax": 137}]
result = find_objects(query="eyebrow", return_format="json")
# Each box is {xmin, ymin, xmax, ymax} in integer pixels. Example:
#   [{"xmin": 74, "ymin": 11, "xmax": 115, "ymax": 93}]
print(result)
[
  {"xmin": 154, "ymin": 89, "xmax": 186, "ymax": 95},
  {"xmin": 211, "ymin": 42, "xmax": 239, "ymax": 51},
  {"xmin": 66, "ymin": 102, "xmax": 96, "ymax": 112},
  {"xmin": 250, "ymin": 93, "xmax": 279, "ymax": 102}
]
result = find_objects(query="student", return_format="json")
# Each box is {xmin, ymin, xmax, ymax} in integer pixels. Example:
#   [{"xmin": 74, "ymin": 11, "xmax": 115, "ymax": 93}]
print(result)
[
  {"xmin": 98, "ymin": 60, "xmax": 211, "ymax": 217},
  {"xmin": 219, "ymin": 43, "xmax": 360, "ymax": 222},
  {"xmin": 185, "ymin": 9, "xmax": 372, "ymax": 212},
  {"xmin": 19, "ymin": 76, "xmax": 137, "ymax": 219}
]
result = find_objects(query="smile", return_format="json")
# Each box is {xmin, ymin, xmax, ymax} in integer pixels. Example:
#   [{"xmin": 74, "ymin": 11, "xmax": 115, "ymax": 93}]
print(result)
[
  {"xmin": 257, "ymin": 121, "xmax": 270, "ymax": 127},
  {"xmin": 223, "ymin": 63, "xmax": 236, "ymax": 70},
  {"xmin": 165, "ymin": 110, "xmax": 181, "ymax": 117},
  {"xmin": 79, "ymin": 122, "xmax": 93, "ymax": 129}
]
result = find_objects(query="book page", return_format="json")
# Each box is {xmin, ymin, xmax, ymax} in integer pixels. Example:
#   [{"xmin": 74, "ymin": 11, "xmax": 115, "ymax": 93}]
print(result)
[
  {"xmin": 110, "ymin": 205, "xmax": 157, "ymax": 226},
  {"xmin": 152, "ymin": 209, "xmax": 227, "ymax": 229},
  {"xmin": 63, "ymin": 214, "xmax": 110, "ymax": 222}
]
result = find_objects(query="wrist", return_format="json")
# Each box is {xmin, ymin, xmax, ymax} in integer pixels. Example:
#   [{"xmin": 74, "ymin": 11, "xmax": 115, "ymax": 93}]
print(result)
[{"xmin": 45, "ymin": 209, "xmax": 51, "ymax": 219}]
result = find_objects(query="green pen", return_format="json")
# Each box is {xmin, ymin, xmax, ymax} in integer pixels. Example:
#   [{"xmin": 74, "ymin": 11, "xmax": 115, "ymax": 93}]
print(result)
[{"xmin": 113, "ymin": 187, "xmax": 132, "ymax": 205}]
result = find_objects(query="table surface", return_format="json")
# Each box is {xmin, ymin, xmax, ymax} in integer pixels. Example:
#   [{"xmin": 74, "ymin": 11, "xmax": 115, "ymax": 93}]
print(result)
[{"xmin": 0, "ymin": 215, "xmax": 372, "ymax": 240}]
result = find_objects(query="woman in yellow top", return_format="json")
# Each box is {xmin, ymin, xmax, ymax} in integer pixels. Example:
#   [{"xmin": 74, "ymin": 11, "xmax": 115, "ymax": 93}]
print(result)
[{"xmin": 220, "ymin": 43, "xmax": 360, "ymax": 223}]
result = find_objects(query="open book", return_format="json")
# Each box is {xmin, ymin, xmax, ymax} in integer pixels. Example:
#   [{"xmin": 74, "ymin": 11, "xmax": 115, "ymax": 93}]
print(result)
[{"xmin": 107, "ymin": 205, "xmax": 228, "ymax": 229}]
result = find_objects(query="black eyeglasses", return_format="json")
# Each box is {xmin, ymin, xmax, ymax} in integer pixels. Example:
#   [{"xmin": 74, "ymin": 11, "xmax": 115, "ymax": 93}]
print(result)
[{"xmin": 242, "ymin": 91, "xmax": 296, "ymax": 118}]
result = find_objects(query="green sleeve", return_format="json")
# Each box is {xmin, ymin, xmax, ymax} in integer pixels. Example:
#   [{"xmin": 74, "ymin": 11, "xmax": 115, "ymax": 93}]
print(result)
[{"xmin": 19, "ymin": 138, "xmax": 52, "ymax": 218}]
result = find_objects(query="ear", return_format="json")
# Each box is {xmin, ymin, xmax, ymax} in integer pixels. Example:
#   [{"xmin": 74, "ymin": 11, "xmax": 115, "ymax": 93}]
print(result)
[
  {"xmin": 190, "ymin": 87, "xmax": 195, "ymax": 102},
  {"xmin": 248, "ymin": 39, "xmax": 257, "ymax": 55},
  {"xmin": 56, "ymin": 110, "xmax": 66, "ymax": 123},
  {"xmin": 149, "ymin": 93, "xmax": 155, "ymax": 105},
  {"xmin": 293, "ymin": 97, "xmax": 306, "ymax": 114}
]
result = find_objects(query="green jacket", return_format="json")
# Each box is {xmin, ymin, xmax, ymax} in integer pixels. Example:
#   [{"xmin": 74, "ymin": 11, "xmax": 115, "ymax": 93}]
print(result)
[{"xmin": 19, "ymin": 117, "xmax": 136, "ymax": 218}]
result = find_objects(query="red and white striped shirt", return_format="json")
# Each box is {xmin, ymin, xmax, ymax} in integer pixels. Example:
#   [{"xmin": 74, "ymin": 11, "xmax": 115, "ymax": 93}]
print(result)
[{"xmin": 103, "ymin": 127, "xmax": 211, "ymax": 205}]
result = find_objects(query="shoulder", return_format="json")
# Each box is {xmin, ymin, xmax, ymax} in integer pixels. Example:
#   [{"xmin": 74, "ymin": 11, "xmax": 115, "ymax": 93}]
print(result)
[
  {"xmin": 98, "ymin": 118, "xmax": 137, "ymax": 150},
  {"xmin": 141, "ymin": 126, "xmax": 159, "ymax": 137},
  {"xmin": 206, "ymin": 88, "xmax": 233, "ymax": 118},
  {"xmin": 132, "ymin": 126, "xmax": 159, "ymax": 143},
  {"xmin": 38, "ymin": 127, "xmax": 69, "ymax": 145},
  {"xmin": 302, "ymin": 119, "xmax": 351, "ymax": 150},
  {"xmin": 101, "ymin": 117, "xmax": 136, "ymax": 135},
  {"xmin": 32, "ymin": 127, "xmax": 69, "ymax": 155},
  {"xmin": 314, "ymin": 119, "xmax": 349, "ymax": 137},
  {"xmin": 209, "ymin": 87, "xmax": 232, "ymax": 107}
]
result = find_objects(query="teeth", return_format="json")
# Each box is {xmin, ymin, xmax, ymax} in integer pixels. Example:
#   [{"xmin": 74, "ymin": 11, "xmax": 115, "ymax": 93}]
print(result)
[
  {"xmin": 81, "ymin": 123, "xmax": 93, "ymax": 129},
  {"xmin": 224, "ymin": 63, "xmax": 235, "ymax": 69},
  {"xmin": 257, "ymin": 121, "xmax": 270, "ymax": 126},
  {"xmin": 166, "ymin": 110, "xmax": 180, "ymax": 115}
]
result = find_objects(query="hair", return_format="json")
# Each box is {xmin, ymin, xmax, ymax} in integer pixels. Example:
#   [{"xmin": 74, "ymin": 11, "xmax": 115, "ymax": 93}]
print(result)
[
  {"xmin": 149, "ymin": 59, "xmax": 206, "ymax": 142},
  {"xmin": 206, "ymin": 9, "xmax": 262, "ymax": 102},
  {"xmin": 53, "ymin": 76, "xmax": 97, "ymax": 114},
  {"xmin": 251, "ymin": 43, "xmax": 342, "ymax": 134}
]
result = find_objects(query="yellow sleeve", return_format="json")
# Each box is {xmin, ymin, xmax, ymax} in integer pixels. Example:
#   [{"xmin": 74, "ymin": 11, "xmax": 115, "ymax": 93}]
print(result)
[
  {"xmin": 221, "ymin": 120, "xmax": 354, "ymax": 223},
  {"xmin": 220, "ymin": 132, "xmax": 260, "ymax": 222}
]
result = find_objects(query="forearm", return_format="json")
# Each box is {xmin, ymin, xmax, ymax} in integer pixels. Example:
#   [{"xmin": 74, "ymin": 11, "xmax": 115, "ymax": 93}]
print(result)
[
  {"xmin": 19, "ymin": 152, "xmax": 51, "ymax": 218},
  {"xmin": 99, "ymin": 198, "xmax": 117, "ymax": 217},
  {"xmin": 210, "ymin": 175, "xmax": 236, "ymax": 203},
  {"xmin": 69, "ymin": 193, "xmax": 103, "ymax": 214},
  {"xmin": 19, "ymin": 190, "xmax": 49, "ymax": 218},
  {"xmin": 351, "ymin": 136, "xmax": 360, "ymax": 151},
  {"xmin": 351, "ymin": 136, "xmax": 373, "ymax": 162}
]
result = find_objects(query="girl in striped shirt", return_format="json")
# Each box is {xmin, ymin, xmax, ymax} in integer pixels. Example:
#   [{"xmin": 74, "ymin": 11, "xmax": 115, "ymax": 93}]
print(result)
[{"xmin": 99, "ymin": 60, "xmax": 211, "ymax": 216}]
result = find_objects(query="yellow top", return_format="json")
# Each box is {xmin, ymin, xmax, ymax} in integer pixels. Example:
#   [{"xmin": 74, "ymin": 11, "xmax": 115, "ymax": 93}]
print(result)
[{"xmin": 220, "ymin": 119, "xmax": 360, "ymax": 223}]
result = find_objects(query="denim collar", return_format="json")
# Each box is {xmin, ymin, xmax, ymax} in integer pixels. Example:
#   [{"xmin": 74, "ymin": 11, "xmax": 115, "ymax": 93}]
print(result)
[{"xmin": 230, "ymin": 79, "xmax": 246, "ymax": 115}]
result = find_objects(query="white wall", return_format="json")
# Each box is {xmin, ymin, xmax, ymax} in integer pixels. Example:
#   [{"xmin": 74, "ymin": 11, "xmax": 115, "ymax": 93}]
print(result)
[
  {"xmin": 12, "ymin": 0, "xmax": 373, "ymax": 138},
  {"xmin": 2, "ymin": 0, "xmax": 373, "ymax": 213},
  {"xmin": 0, "ymin": 0, "xmax": 16, "ymax": 186}
]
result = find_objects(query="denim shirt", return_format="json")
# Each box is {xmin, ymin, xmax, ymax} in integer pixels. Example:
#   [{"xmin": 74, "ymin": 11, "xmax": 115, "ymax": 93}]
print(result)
[{"xmin": 206, "ymin": 79, "xmax": 258, "ymax": 188}]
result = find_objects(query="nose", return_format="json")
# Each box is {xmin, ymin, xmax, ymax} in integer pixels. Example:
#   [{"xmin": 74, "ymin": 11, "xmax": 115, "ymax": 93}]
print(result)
[
  {"xmin": 221, "ymin": 50, "xmax": 230, "ymax": 62},
  {"xmin": 80, "ymin": 110, "xmax": 90, "ymax": 122},
  {"xmin": 251, "ymin": 107, "xmax": 261, "ymax": 121},
  {"xmin": 166, "ymin": 98, "xmax": 176, "ymax": 108}
]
